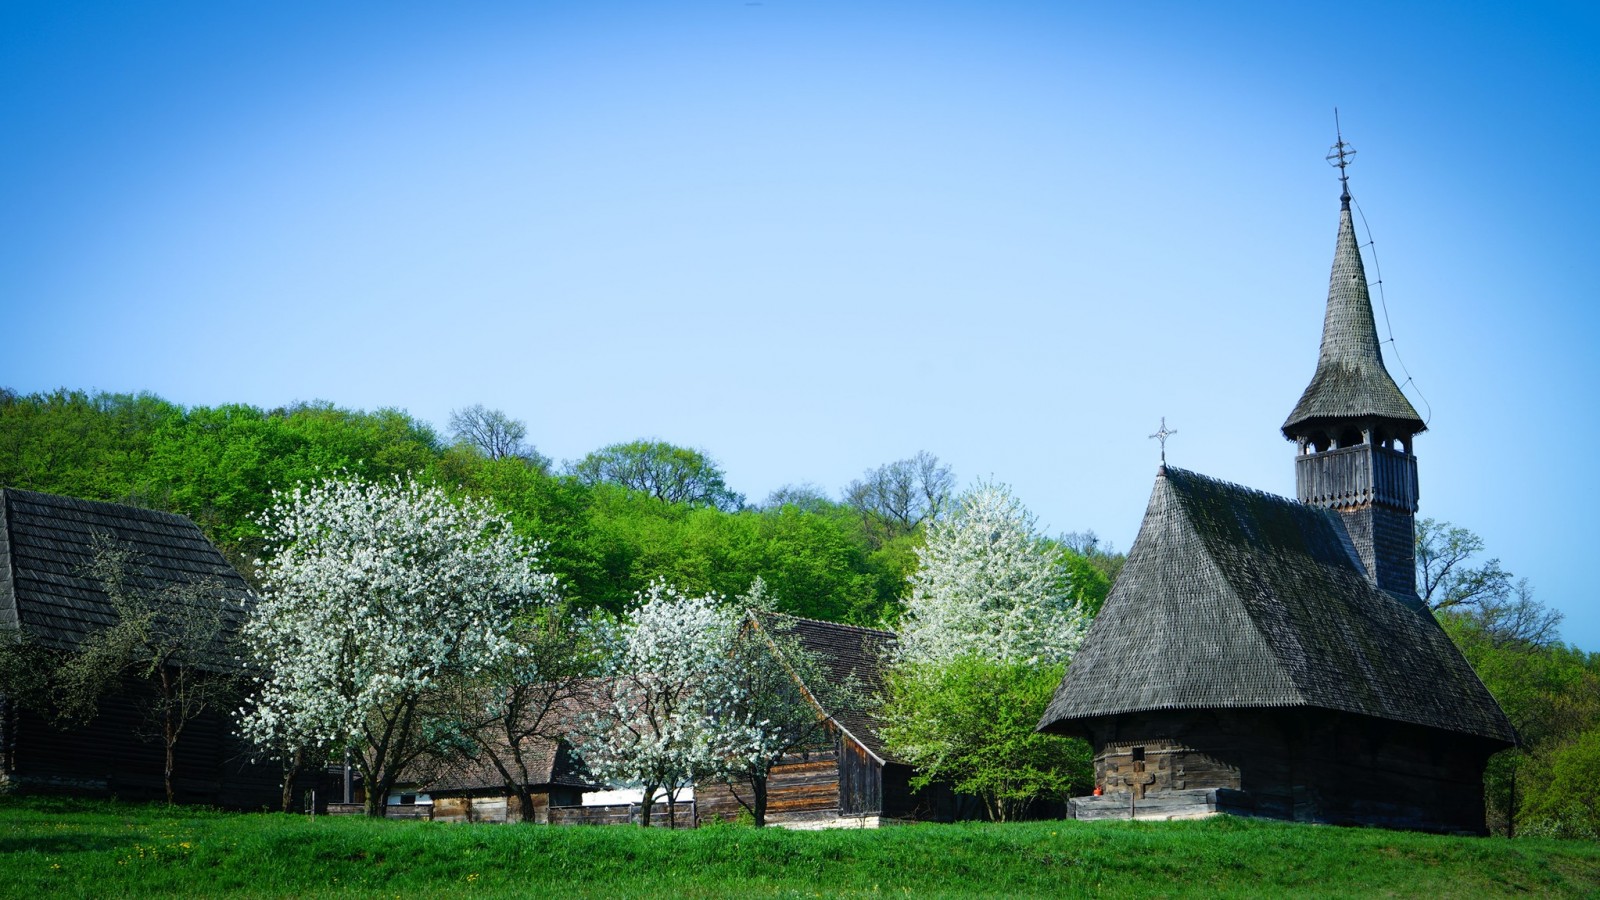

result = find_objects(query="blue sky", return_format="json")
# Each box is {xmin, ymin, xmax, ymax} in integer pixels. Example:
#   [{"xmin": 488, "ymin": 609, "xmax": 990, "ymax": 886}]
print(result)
[{"xmin": 4, "ymin": 1, "xmax": 1597, "ymax": 649}]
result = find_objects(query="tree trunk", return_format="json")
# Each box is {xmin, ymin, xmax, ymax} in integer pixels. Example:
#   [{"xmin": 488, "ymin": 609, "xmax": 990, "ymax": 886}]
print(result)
[
  {"xmin": 280, "ymin": 747, "xmax": 305, "ymax": 814},
  {"xmin": 752, "ymin": 773, "xmax": 768, "ymax": 828},
  {"xmin": 513, "ymin": 785, "xmax": 537, "ymax": 823},
  {"xmin": 638, "ymin": 785, "xmax": 657, "ymax": 827},
  {"xmin": 366, "ymin": 776, "xmax": 393, "ymax": 817},
  {"xmin": 160, "ymin": 668, "xmax": 176, "ymax": 805}
]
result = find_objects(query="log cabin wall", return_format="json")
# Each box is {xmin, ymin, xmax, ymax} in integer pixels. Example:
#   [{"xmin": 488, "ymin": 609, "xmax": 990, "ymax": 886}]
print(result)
[
  {"xmin": 837, "ymin": 738, "xmax": 881, "ymax": 816},
  {"xmin": 4, "ymin": 680, "xmax": 285, "ymax": 808},
  {"xmin": 697, "ymin": 750, "xmax": 844, "ymax": 824}
]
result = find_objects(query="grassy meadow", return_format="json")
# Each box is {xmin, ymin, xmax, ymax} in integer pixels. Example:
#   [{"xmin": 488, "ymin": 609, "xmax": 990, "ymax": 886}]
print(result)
[{"xmin": 1, "ymin": 796, "xmax": 1596, "ymax": 899}]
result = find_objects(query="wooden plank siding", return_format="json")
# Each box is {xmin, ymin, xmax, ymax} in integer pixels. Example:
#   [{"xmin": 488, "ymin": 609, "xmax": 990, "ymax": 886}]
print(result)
[
  {"xmin": 2, "ymin": 675, "xmax": 289, "ymax": 808},
  {"xmin": 698, "ymin": 753, "xmax": 843, "ymax": 824},
  {"xmin": 838, "ymin": 739, "xmax": 881, "ymax": 816}
]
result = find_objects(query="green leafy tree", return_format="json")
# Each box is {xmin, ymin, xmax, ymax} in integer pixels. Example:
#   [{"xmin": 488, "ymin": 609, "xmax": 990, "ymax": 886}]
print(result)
[
  {"xmin": 882, "ymin": 482, "xmax": 1095, "ymax": 820},
  {"xmin": 880, "ymin": 655, "xmax": 1090, "ymax": 821},
  {"xmin": 1519, "ymin": 725, "xmax": 1600, "ymax": 839},
  {"xmin": 568, "ymin": 440, "xmax": 743, "ymax": 511}
]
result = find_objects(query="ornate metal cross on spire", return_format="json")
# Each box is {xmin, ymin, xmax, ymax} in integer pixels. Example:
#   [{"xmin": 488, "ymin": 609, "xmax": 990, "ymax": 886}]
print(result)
[
  {"xmin": 1149, "ymin": 417, "xmax": 1177, "ymax": 466},
  {"xmin": 1327, "ymin": 108, "xmax": 1356, "ymax": 207}
]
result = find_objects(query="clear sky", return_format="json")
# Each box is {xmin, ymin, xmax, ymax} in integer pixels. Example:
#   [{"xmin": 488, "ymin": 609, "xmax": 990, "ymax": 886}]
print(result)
[{"xmin": 4, "ymin": 1, "xmax": 1597, "ymax": 649}]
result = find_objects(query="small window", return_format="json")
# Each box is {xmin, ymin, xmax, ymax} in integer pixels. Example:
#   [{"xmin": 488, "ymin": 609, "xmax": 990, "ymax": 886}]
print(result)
[
  {"xmin": 399, "ymin": 794, "xmax": 416, "ymax": 806},
  {"xmin": 1132, "ymin": 747, "xmax": 1145, "ymax": 763}
]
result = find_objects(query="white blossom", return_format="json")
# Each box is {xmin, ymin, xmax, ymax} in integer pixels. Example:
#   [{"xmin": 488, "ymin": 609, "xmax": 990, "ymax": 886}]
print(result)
[
  {"xmin": 237, "ymin": 475, "xmax": 559, "ymax": 811},
  {"xmin": 575, "ymin": 581, "xmax": 740, "ymax": 822},
  {"xmin": 898, "ymin": 481, "xmax": 1088, "ymax": 666}
]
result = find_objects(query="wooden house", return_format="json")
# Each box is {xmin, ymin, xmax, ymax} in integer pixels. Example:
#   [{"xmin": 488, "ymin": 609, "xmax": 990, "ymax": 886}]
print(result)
[
  {"xmin": 0, "ymin": 488, "xmax": 287, "ymax": 807},
  {"xmin": 1038, "ymin": 157, "xmax": 1515, "ymax": 834},
  {"xmin": 697, "ymin": 615, "xmax": 957, "ymax": 828},
  {"xmin": 423, "ymin": 735, "xmax": 601, "ymax": 823}
]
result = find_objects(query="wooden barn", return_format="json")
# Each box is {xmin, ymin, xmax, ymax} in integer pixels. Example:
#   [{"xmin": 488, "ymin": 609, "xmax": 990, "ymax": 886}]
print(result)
[
  {"xmin": 0, "ymin": 488, "xmax": 288, "ymax": 807},
  {"xmin": 1038, "ymin": 156, "xmax": 1515, "ymax": 834},
  {"xmin": 698, "ymin": 615, "xmax": 957, "ymax": 828}
]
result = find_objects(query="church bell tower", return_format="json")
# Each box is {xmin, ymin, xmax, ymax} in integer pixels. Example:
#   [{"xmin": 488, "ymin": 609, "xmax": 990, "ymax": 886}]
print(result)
[{"xmin": 1282, "ymin": 132, "xmax": 1426, "ymax": 601}]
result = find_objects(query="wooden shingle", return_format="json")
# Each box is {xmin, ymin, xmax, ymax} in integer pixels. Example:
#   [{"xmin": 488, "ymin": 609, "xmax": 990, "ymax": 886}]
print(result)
[
  {"xmin": 0, "ymin": 488, "xmax": 251, "ymax": 659},
  {"xmin": 1039, "ymin": 467, "xmax": 1514, "ymax": 745}
]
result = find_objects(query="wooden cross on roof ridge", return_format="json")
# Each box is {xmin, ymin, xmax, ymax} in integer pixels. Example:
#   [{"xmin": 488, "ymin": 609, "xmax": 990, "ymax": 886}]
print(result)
[{"xmin": 1149, "ymin": 417, "xmax": 1177, "ymax": 465}]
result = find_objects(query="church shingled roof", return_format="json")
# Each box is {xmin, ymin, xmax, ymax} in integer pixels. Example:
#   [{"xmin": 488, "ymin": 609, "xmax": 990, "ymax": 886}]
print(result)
[
  {"xmin": 1038, "ymin": 468, "xmax": 1514, "ymax": 745},
  {"xmin": 0, "ymin": 488, "xmax": 252, "ymax": 660},
  {"xmin": 1282, "ymin": 200, "xmax": 1425, "ymax": 439}
]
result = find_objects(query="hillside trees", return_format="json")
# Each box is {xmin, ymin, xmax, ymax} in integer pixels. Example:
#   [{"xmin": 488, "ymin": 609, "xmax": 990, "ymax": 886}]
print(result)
[
  {"xmin": 844, "ymin": 452, "xmax": 954, "ymax": 548},
  {"xmin": 239, "ymin": 476, "xmax": 560, "ymax": 816},
  {"xmin": 0, "ymin": 388, "xmax": 182, "ymax": 503},
  {"xmin": 1443, "ymin": 614, "xmax": 1600, "ymax": 837},
  {"xmin": 568, "ymin": 440, "xmax": 743, "ymax": 511},
  {"xmin": 0, "ymin": 388, "xmax": 1117, "ymax": 635},
  {"xmin": 448, "ymin": 404, "xmax": 550, "ymax": 469},
  {"xmin": 1423, "ymin": 519, "xmax": 1596, "ymax": 837}
]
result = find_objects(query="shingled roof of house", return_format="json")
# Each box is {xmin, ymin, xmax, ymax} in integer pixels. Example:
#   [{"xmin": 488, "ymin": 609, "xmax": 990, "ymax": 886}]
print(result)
[
  {"xmin": 1038, "ymin": 468, "xmax": 1514, "ymax": 745},
  {"xmin": 426, "ymin": 735, "xmax": 599, "ymax": 794},
  {"xmin": 760, "ymin": 614, "xmax": 898, "ymax": 764},
  {"xmin": 0, "ymin": 488, "xmax": 251, "ymax": 658},
  {"xmin": 1282, "ymin": 195, "xmax": 1425, "ymax": 439},
  {"xmin": 423, "ymin": 682, "xmax": 610, "ymax": 794}
]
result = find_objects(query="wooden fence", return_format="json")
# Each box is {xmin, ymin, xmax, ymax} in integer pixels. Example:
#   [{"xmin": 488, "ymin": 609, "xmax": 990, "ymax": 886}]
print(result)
[{"xmin": 547, "ymin": 801, "xmax": 697, "ymax": 829}]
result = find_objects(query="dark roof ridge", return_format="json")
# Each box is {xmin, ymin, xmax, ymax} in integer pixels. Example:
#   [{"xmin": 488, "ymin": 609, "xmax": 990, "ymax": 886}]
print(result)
[
  {"xmin": 1, "ymin": 486, "xmax": 201, "ymax": 527},
  {"xmin": 758, "ymin": 611, "xmax": 894, "ymax": 639},
  {"xmin": 0, "ymin": 490, "xmax": 17, "ymax": 635}
]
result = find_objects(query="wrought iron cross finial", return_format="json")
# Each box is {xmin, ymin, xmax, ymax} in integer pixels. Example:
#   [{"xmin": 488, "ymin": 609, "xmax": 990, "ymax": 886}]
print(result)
[
  {"xmin": 1149, "ymin": 417, "xmax": 1177, "ymax": 465},
  {"xmin": 1327, "ymin": 108, "xmax": 1356, "ymax": 206}
]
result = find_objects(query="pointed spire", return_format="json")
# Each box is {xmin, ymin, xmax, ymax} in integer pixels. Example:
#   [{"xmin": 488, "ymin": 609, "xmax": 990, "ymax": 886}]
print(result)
[{"xmin": 1282, "ymin": 137, "xmax": 1424, "ymax": 440}]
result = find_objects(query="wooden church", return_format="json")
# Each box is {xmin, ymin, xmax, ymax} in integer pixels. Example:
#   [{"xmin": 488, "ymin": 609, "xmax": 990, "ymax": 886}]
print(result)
[{"xmin": 1037, "ymin": 141, "xmax": 1515, "ymax": 834}]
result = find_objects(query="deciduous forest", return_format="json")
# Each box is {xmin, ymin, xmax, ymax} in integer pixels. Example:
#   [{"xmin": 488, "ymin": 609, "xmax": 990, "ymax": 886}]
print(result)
[{"xmin": 0, "ymin": 388, "xmax": 1117, "ymax": 626}]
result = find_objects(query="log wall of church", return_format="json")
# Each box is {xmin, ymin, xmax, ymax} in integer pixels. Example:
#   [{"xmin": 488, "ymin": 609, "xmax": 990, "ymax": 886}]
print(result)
[{"xmin": 1082, "ymin": 708, "xmax": 1497, "ymax": 834}]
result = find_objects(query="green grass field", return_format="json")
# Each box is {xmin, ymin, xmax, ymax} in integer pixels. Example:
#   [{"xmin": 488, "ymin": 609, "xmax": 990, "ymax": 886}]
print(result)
[{"xmin": 1, "ymin": 796, "xmax": 1596, "ymax": 898}]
